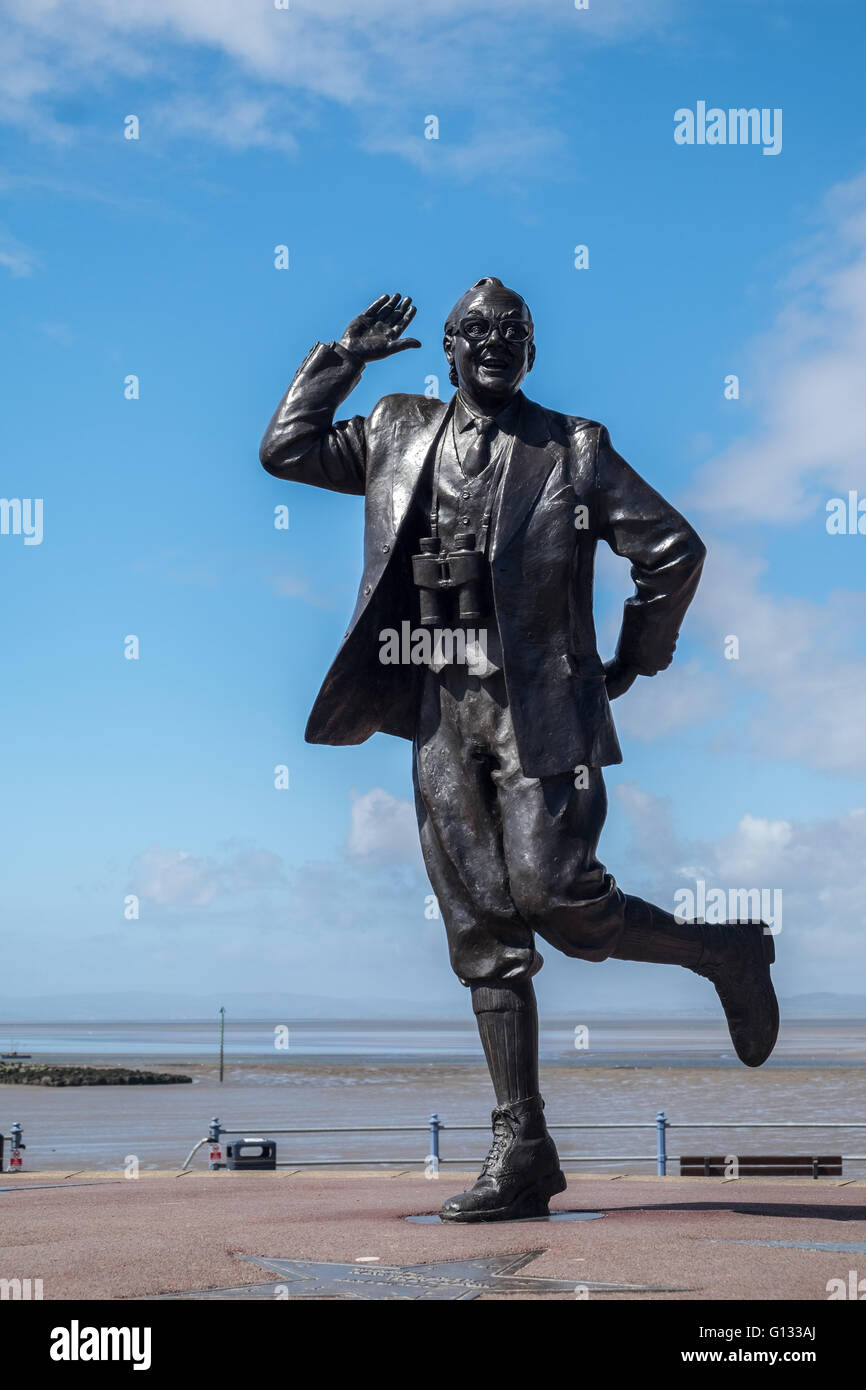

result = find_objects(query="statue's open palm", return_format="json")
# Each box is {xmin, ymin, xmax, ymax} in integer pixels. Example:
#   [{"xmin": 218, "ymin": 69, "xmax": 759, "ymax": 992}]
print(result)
[{"xmin": 340, "ymin": 293, "xmax": 421, "ymax": 361}]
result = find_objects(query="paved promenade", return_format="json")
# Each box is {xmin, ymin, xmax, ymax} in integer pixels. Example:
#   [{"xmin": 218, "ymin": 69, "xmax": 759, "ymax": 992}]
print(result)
[{"xmin": 2, "ymin": 1170, "xmax": 864, "ymax": 1300}]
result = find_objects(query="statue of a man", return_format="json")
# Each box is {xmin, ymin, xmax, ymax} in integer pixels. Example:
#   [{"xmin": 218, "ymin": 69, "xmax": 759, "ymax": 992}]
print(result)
[{"xmin": 260, "ymin": 279, "xmax": 778, "ymax": 1222}]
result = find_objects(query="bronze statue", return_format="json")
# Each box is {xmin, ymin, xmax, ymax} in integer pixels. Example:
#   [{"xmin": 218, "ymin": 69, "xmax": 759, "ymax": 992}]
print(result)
[{"xmin": 260, "ymin": 280, "xmax": 778, "ymax": 1223}]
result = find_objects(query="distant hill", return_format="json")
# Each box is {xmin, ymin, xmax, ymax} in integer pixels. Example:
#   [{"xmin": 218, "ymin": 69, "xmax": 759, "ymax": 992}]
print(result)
[
  {"xmin": 781, "ymin": 993, "xmax": 866, "ymax": 1018},
  {"xmin": 0, "ymin": 990, "xmax": 463, "ymax": 1022},
  {"xmin": 0, "ymin": 989, "xmax": 863, "ymax": 1022}
]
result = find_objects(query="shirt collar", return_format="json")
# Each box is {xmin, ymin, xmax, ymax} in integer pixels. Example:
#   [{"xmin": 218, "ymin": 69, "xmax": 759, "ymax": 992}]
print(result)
[{"xmin": 454, "ymin": 391, "xmax": 522, "ymax": 434}]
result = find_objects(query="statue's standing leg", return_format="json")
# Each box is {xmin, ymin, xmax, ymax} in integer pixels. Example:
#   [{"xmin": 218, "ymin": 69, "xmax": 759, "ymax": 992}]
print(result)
[{"xmin": 413, "ymin": 669, "xmax": 566, "ymax": 1221}]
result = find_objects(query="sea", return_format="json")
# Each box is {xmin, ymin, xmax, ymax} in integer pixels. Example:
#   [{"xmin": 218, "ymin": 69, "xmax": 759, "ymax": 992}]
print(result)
[{"xmin": 1, "ymin": 1017, "xmax": 864, "ymax": 1177}]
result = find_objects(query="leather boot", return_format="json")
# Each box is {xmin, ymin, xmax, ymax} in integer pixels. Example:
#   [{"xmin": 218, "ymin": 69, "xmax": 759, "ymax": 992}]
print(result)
[
  {"xmin": 439, "ymin": 1094, "xmax": 566, "ymax": 1222},
  {"xmin": 616, "ymin": 898, "xmax": 779, "ymax": 1068},
  {"xmin": 693, "ymin": 921, "xmax": 779, "ymax": 1067}
]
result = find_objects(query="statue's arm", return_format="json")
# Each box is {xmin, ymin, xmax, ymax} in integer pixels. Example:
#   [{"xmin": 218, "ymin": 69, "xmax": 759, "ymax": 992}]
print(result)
[
  {"xmin": 259, "ymin": 342, "xmax": 369, "ymax": 495},
  {"xmin": 595, "ymin": 426, "xmax": 706, "ymax": 684},
  {"xmin": 259, "ymin": 294, "xmax": 419, "ymax": 497}
]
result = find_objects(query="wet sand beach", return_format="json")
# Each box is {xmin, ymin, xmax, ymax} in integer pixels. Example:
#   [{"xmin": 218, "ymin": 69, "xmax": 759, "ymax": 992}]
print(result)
[{"xmin": 2, "ymin": 1017, "xmax": 864, "ymax": 1175}]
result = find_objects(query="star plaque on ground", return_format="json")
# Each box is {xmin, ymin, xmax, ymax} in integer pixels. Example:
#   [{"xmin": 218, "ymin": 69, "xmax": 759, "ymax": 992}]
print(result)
[{"xmin": 161, "ymin": 1251, "xmax": 691, "ymax": 1300}]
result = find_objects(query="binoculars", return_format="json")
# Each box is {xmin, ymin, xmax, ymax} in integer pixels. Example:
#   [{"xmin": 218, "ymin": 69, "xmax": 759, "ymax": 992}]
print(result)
[{"xmin": 412, "ymin": 533, "xmax": 485, "ymax": 626}]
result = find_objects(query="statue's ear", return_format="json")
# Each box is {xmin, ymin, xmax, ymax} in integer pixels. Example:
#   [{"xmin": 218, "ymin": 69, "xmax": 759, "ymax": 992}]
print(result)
[
  {"xmin": 527, "ymin": 341, "xmax": 536, "ymax": 373},
  {"xmin": 443, "ymin": 333, "xmax": 458, "ymax": 387}
]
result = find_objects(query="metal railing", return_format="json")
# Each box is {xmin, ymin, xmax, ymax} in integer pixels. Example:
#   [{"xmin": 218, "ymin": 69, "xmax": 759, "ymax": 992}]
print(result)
[{"xmin": 181, "ymin": 1113, "xmax": 866, "ymax": 1177}]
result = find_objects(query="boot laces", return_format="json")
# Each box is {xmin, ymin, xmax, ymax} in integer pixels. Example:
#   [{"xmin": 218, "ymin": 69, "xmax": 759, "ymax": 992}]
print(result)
[{"xmin": 480, "ymin": 1108, "xmax": 516, "ymax": 1175}]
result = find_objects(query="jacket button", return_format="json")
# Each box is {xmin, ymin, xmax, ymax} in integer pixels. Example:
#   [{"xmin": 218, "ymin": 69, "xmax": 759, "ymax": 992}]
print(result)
[
  {"xmin": 364, "ymin": 585, "xmax": 372, "ymax": 596},
  {"xmin": 343, "ymin": 631, "xmax": 350, "ymax": 639},
  {"xmin": 382, "ymin": 543, "xmax": 390, "ymax": 553}
]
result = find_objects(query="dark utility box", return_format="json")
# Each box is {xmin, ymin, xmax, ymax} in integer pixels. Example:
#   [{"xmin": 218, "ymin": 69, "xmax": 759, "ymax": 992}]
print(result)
[{"xmin": 226, "ymin": 1138, "xmax": 277, "ymax": 1171}]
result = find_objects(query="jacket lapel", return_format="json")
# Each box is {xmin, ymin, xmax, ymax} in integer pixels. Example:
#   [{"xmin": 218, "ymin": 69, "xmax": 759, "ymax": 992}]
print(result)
[
  {"xmin": 391, "ymin": 397, "xmax": 453, "ymax": 535},
  {"xmin": 491, "ymin": 396, "xmax": 556, "ymax": 558}
]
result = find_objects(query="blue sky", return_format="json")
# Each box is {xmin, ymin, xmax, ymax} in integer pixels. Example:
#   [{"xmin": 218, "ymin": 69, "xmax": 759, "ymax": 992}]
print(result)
[{"xmin": 2, "ymin": 0, "xmax": 866, "ymax": 1016}]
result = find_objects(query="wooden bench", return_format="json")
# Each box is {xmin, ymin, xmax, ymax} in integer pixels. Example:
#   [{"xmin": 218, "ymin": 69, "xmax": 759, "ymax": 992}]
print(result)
[{"xmin": 679, "ymin": 1154, "xmax": 842, "ymax": 1178}]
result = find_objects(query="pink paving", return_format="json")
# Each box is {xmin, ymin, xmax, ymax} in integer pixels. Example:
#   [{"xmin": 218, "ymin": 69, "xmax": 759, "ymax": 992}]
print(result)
[{"xmin": 2, "ymin": 1170, "xmax": 864, "ymax": 1300}]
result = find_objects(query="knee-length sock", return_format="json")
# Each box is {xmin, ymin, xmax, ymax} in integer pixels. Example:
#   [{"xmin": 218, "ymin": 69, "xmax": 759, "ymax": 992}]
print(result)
[{"xmin": 470, "ymin": 978, "xmax": 539, "ymax": 1107}]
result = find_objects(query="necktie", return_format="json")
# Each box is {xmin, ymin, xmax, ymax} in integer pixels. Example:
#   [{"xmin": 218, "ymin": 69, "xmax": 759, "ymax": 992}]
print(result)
[{"xmin": 461, "ymin": 416, "xmax": 496, "ymax": 479}]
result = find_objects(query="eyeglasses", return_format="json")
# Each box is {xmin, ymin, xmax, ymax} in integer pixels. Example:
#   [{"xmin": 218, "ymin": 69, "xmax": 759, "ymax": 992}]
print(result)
[{"xmin": 458, "ymin": 315, "xmax": 533, "ymax": 344}]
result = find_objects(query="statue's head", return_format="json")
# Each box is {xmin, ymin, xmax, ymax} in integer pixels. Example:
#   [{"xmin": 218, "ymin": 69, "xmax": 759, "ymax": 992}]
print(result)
[{"xmin": 443, "ymin": 276, "xmax": 535, "ymax": 402}]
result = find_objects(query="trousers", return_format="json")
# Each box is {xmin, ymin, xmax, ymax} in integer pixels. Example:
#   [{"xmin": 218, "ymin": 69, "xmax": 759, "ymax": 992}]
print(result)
[{"xmin": 412, "ymin": 665, "xmax": 628, "ymax": 986}]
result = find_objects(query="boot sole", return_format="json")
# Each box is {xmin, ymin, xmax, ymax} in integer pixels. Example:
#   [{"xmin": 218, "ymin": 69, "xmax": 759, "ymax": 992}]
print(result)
[{"xmin": 439, "ymin": 1169, "xmax": 567, "ymax": 1223}]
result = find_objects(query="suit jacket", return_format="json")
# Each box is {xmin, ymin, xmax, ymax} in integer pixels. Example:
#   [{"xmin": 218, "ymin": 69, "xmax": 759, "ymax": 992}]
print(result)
[{"xmin": 260, "ymin": 341, "xmax": 706, "ymax": 778}]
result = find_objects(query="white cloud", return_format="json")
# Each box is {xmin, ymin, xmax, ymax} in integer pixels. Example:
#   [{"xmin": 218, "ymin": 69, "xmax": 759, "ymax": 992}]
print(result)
[
  {"xmin": 616, "ymin": 783, "xmax": 866, "ymax": 987},
  {"xmin": 614, "ymin": 659, "xmax": 724, "ymax": 740},
  {"xmin": 0, "ymin": 0, "xmax": 675, "ymax": 164},
  {"xmin": 691, "ymin": 537, "xmax": 866, "ymax": 774},
  {"xmin": 596, "ymin": 519, "xmax": 866, "ymax": 774},
  {"xmin": 157, "ymin": 94, "xmax": 299, "ymax": 155},
  {"xmin": 129, "ymin": 846, "xmax": 220, "ymax": 908},
  {"xmin": 269, "ymin": 570, "xmax": 337, "ymax": 607},
  {"xmin": 129, "ymin": 842, "xmax": 285, "ymax": 908},
  {"xmin": 615, "ymin": 782, "xmax": 679, "ymax": 865},
  {"xmin": 347, "ymin": 786, "xmax": 421, "ymax": 868},
  {"xmin": 116, "ymin": 793, "xmax": 447, "ymax": 1000},
  {"xmin": 363, "ymin": 122, "xmax": 568, "ymax": 183},
  {"xmin": 690, "ymin": 168, "xmax": 866, "ymax": 523}
]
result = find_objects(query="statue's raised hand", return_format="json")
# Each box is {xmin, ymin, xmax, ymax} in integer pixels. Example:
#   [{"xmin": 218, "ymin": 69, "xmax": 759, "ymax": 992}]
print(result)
[{"xmin": 339, "ymin": 293, "xmax": 421, "ymax": 362}]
